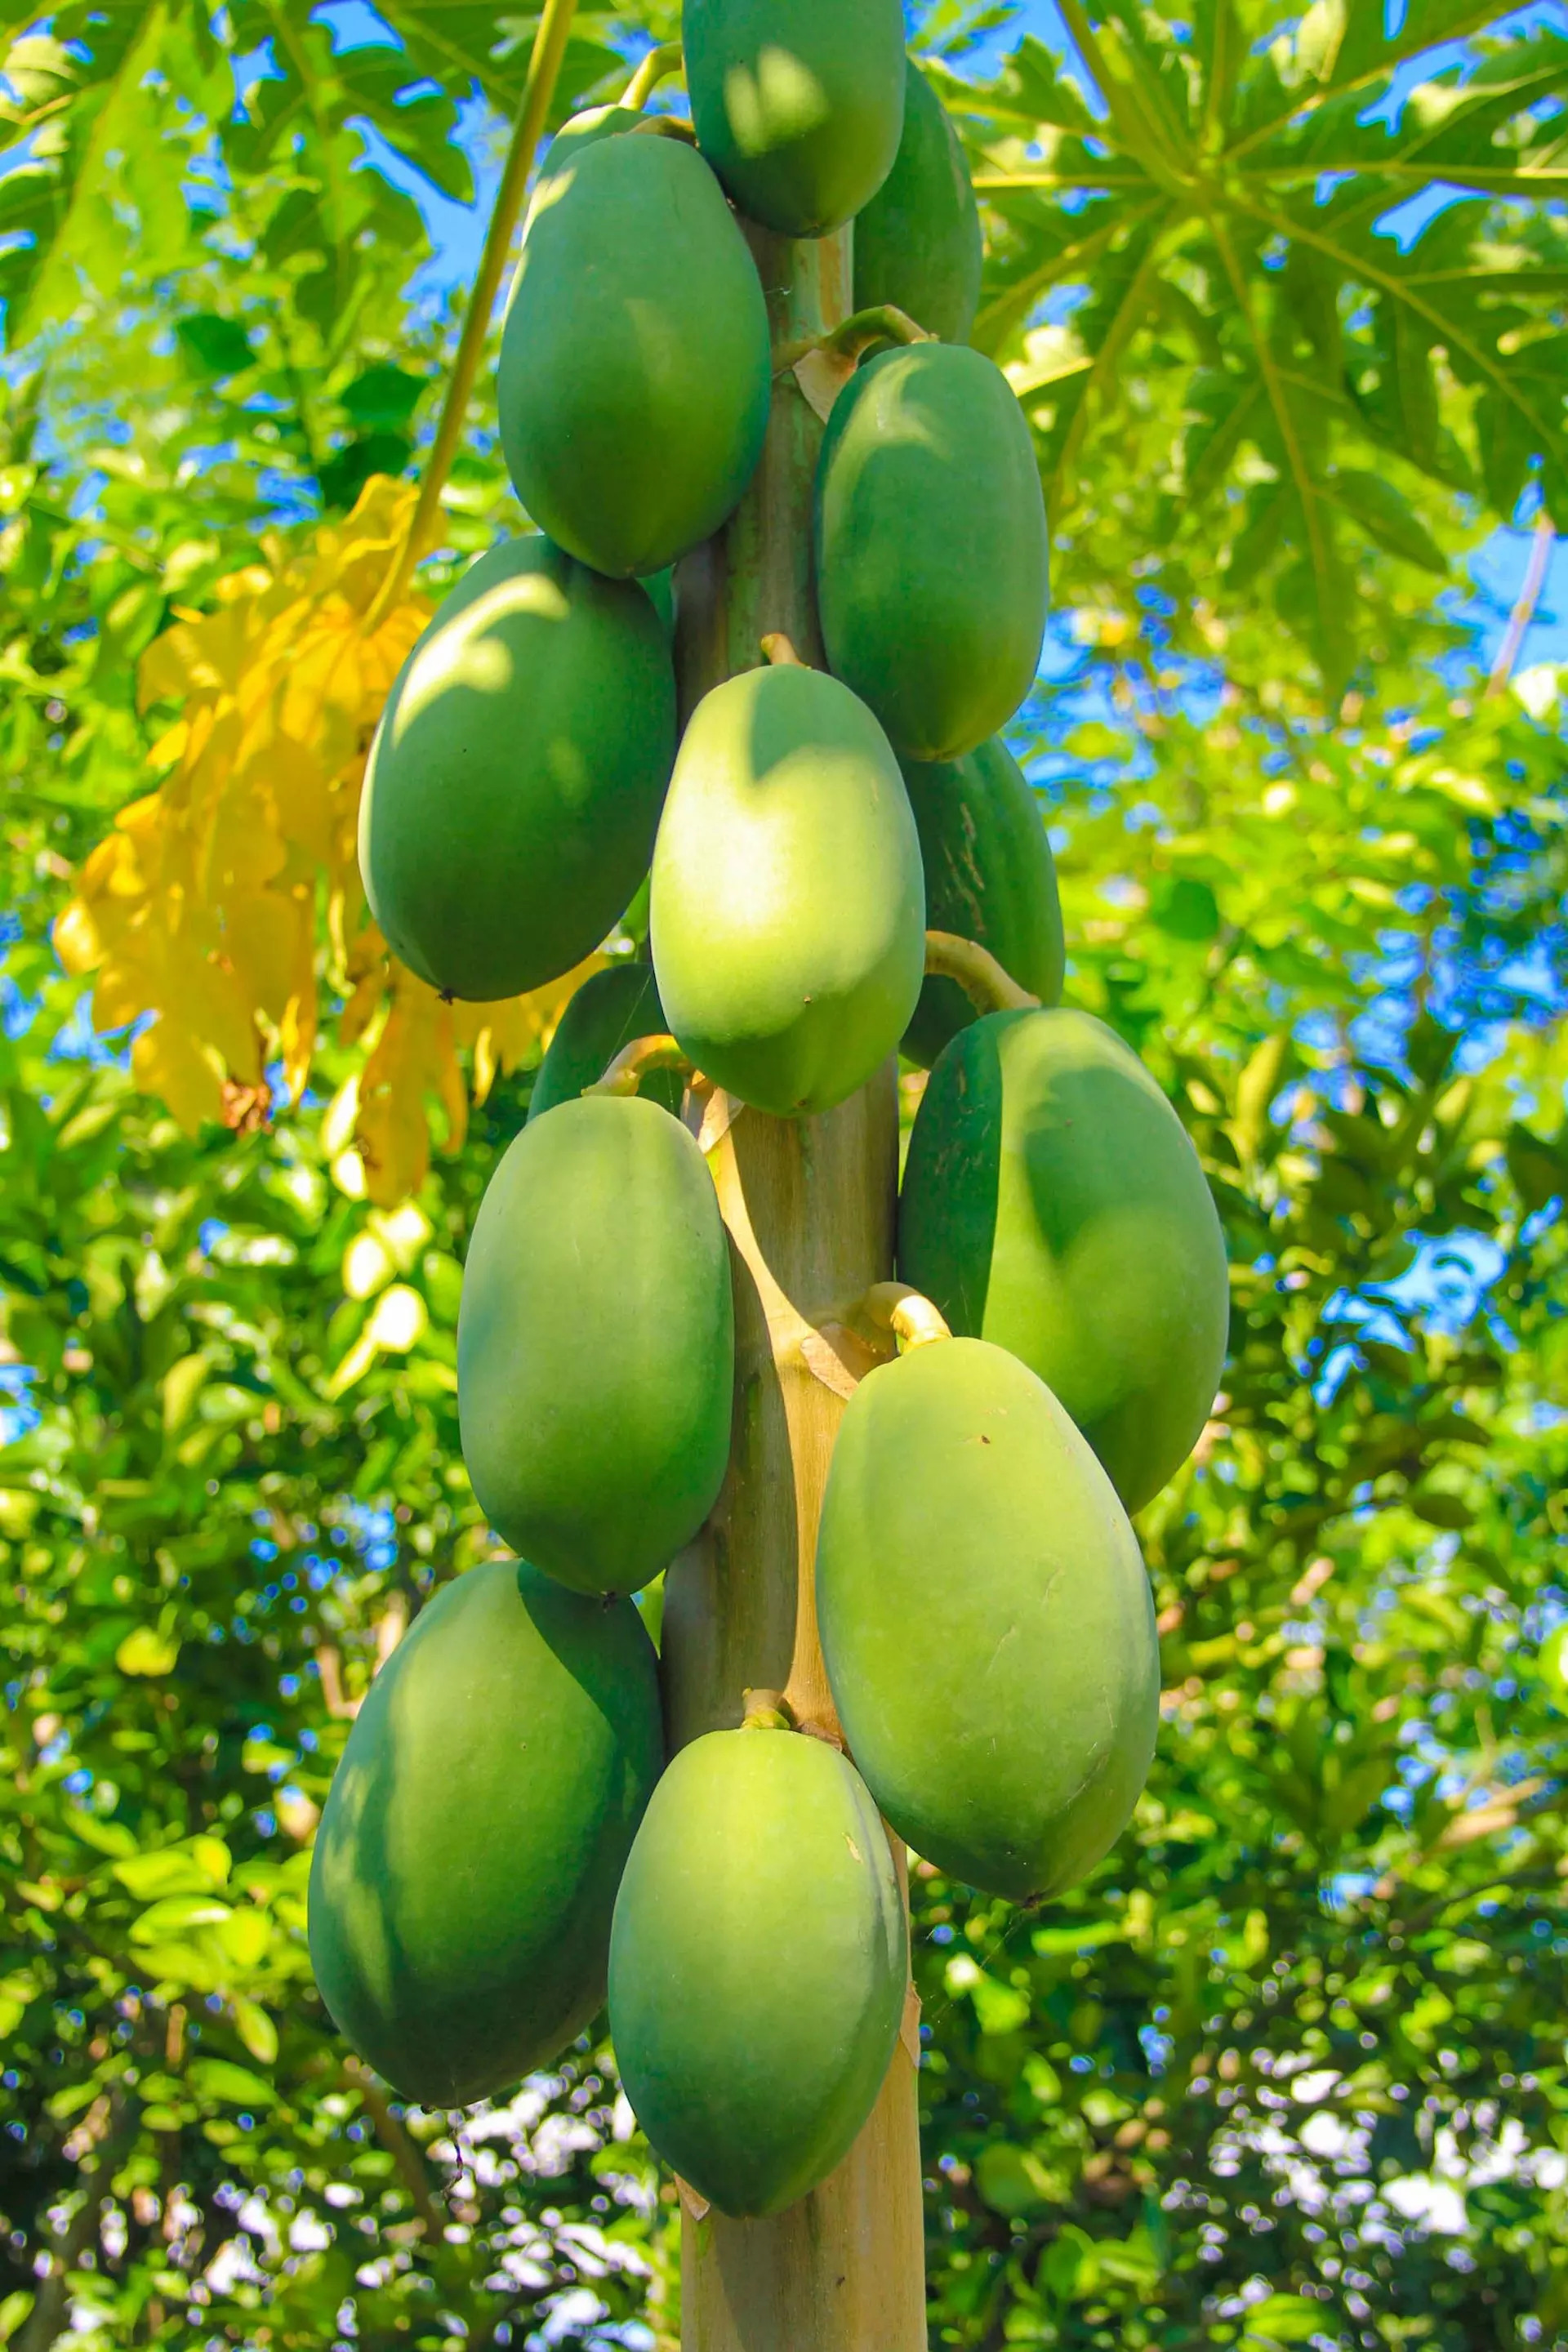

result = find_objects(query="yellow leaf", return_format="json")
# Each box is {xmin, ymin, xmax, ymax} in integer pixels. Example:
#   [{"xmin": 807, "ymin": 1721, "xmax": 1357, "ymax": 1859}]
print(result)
[
  {"xmin": 233, "ymin": 1997, "xmax": 278, "ymax": 2065},
  {"xmin": 131, "ymin": 1018, "xmax": 225, "ymax": 1135},
  {"xmin": 55, "ymin": 474, "xmax": 453, "ymax": 1144},
  {"xmin": 162, "ymin": 1352, "xmax": 208, "ymax": 1435},
  {"xmin": 342, "ymin": 1232, "xmax": 394, "ymax": 1300},
  {"xmin": 368, "ymin": 1284, "xmax": 427, "ymax": 1351},
  {"xmin": 52, "ymin": 898, "xmax": 102, "ymax": 975},
  {"xmin": 117, "ymin": 1626, "xmax": 180, "ymax": 1677}
]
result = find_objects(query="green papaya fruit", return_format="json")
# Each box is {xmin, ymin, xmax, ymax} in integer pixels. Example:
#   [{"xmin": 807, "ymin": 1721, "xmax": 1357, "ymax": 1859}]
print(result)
[
  {"xmin": 528, "ymin": 962, "xmax": 683, "ymax": 1123},
  {"xmin": 898, "ymin": 1008, "xmax": 1230, "ymax": 1512},
  {"xmin": 309, "ymin": 1560, "xmax": 662, "ymax": 2107},
  {"xmin": 684, "ymin": 0, "xmax": 906, "ymax": 237},
  {"xmin": 529, "ymin": 103, "xmax": 641, "ymax": 215},
  {"xmin": 901, "ymin": 736, "xmax": 1064, "ymax": 1068},
  {"xmin": 359, "ymin": 536, "xmax": 675, "ymax": 1003},
  {"xmin": 815, "ymin": 342, "xmax": 1049, "ymax": 761},
  {"xmin": 498, "ymin": 133, "xmax": 772, "ymax": 579},
  {"xmin": 853, "ymin": 60, "xmax": 982, "ymax": 345},
  {"xmin": 608, "ymin": 1727, "xmax": 906, "ymax": 2216},
  {"xmin": 458, "ymin": 1095, "xmax": 733, "ymax": 1593},
  {"xmin": 650, "ymin": 662, "xmax": 925, "ymax": 1117},
  {"xmin": 817, "ymin": 1336, "xmax": 1157, "ymax": 1901}
]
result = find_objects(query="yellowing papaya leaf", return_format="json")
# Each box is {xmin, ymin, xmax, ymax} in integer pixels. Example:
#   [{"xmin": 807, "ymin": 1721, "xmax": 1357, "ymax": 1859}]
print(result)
[
  {"xmin": 55, "ymin": 476, "xmax": 426, "ymax": 1133},
  {"xmin": 56, "ymin": 474, "xmax": 614, "ymax": 1176}
]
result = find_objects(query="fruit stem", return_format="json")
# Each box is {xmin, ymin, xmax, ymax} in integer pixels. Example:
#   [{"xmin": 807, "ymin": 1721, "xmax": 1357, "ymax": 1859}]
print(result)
[
  {"xmin": 861, "ymin": 1282, "xmax": 952, "ymax": 1353},
  {"xmin": 628, "ymin": 115, "xmax": 698, "ymax": 144},
  {"xmin": 741, "ymin": 1687, "xmax": 795, "ymax": 1731},
  {"xmin": 774, "ymin": 305, "xmax": 935, "ymax": 372},
  {"xmin": 760, "ymin": 632, "xmax": 807, "ymax": 667},
  {"xmin": 366, "ymin": 0, "xmax": 579, "ymax": 630},
  {"xmin": 624, "ymin": 42, "xmax": 684, "ymax": 109},
  {"xmin": 587, "ymin": 1032, "xmax": 695, "ymax": 1098},
  {"xmin": 924, "ymin": 929, "xmax": 1040, "ymax": 1017}
]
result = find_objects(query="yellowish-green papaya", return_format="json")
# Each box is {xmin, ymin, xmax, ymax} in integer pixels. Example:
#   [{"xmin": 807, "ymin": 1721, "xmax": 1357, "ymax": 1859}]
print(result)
[
  {"xmin": 608, "ymin": 1727, "xmax": 906, "ymax": 2216},
  {"xmin": 499, "ymin": 133, "xmax": 772, "ymax": 578},
  {"xmin": 817, "ymin": 1336, "xmax": 1157, "ymax": 1900},
  {"xmin": 458, "ymin": 1095, "xmax": 733, "ymax": 1593},
  {"xmin": 684, "ymin": 0, "xmax": 906, "ymax": 237},
  {"xmin": 816, "ymin": 343, "xmax": 1049, "ymax": 760},
  {"xmin": 853, "ymin": 60, "xmax": 982, "ymax": 345},
  {"xmin": 308, "ymin": 1560, "xmax": 662, "ymax": 2107},
  {"xmin": 650, "ymin": 662, "xmax": 924, "ymax": 1117},
  {"xmin": 898, "ymin": 1009, "xmax": 1230, "ymax": 1512},
  {"xmin": 901, "ymin": 736, "xmax": 1064, "ymax": 1068},
  {"xmin": 359, "ymin": 536, "xmax": 675, "ymax": 1002},
  {"xmin": 527, "ymin": 962, "xmax": 682, "ymax": 1123}
]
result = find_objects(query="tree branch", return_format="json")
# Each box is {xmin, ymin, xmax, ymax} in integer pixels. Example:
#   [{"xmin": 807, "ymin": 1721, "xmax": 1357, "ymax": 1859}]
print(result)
[
  {"xmin": 1487, "ymin": 508, "xmax": 1556, "ymax": 697},
  {"xmin": 368, "ymin": 0, "xmax": 580, "ymax": 627}
]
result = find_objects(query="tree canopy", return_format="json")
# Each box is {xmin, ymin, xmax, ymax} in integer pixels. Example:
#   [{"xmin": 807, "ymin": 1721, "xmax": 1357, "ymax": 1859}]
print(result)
[{"xmin": 0, "ymin": 2, "xmax": 1566, "ymax": 2348}]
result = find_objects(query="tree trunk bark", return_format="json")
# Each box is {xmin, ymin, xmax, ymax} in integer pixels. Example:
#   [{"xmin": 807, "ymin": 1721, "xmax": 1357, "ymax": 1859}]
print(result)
[{"xmin": 662, "ymin": 224, "xmax": 927, "ymax": 2352}]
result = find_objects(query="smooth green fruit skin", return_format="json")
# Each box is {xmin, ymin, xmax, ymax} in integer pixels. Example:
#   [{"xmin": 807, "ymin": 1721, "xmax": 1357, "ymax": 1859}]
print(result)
[
  {"xmin": 458, "ymin": 1095, "xmax": 733, "ymax": 1594},
  {"xmin": 898, "ymin": 1008, "xmax": 1230, "ymax": 1513},
  {"xmin": 528, "ymin": 963, "xmax": 683, "ymax": 1123},
  {"xmin": 530, "ymin": 104, "xmax": 641, "ymax": 212},
  {"xmin": 650, "ymin": 664, "xmax": 925, "ymax": 1118},
  {"xmin": 901, "ymin": 736, "xmax": 1064, "ymax": 1068},
  {"xmin": 308, "ymin": 1561, "xmax": 662, "ymax": 2108},
  {"xmin": 853, "ymin": 60, "xmax": 982, "ymax": 345},
  {"xmin": 609, "ymin": 1730, "xmax": 906, "ymax": 2216},
  {"xmin": 359, "ymin": 537, "xmax": 675, "ymax": 1003},
  {"xmin": 817, "ymin": 1338, "xmax": 1157, "ymax": 1901},
  {"xmin": 684, "ymin": 0, "xmax": 906, "ymax": 237},
  {"xmin": 816, "ymin": 343, "xmax": 1049, "ymax": 761},
  {"xmin": 499, "ymin": 134, "xmax": 772, "ymax": 578}
]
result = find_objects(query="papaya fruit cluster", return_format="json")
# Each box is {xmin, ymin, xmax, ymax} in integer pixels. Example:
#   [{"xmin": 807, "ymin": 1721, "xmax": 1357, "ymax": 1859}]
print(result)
[{"xmin": 314, "ymin": 0, "xmax": 1231, "ymax": 2226}]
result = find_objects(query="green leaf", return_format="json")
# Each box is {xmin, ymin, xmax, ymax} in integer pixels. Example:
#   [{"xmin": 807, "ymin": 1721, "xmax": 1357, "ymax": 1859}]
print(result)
[
  {"xmin": 975, "ymin": 2142, "xmax": 1059, "ymax": 2220},
  {"xmin": 1325, "ymin": 469, "xmax": 1448, "ymax": 573},
  {"xmin": 129, "ymin": 1895, "xmax": 233, "ymax": 1940},
  {"xmin": 174, "ymin": 314, "xmax": 256, "ymax": 379},
  {"xmin": 1152, "ymin": 876, "xmax": 1222, "ymax": 941},
  {"xmin": 0, "ymin": 2292, "xmax": 34, "ymax": 2346},
  {"xmin": 186, "ymin": 2056, "xmax": 279, "ymax": 2109},
  {"xmin": 1241, "ymin": 2294, "xmax": 1326, "ymax": 2346},
  {"xmin": 232, "ymin": 1994, "xmax": 279, "ymax": 2065},
  {"xmin": 340, "ymin": 364, "xmax": 425, "ymax": 431}
]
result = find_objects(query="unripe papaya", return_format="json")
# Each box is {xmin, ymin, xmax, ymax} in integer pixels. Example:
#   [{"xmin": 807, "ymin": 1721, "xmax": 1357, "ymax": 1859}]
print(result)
[
  {"xmin": 817, "ymin": 1336, "xmax": 1157, "ymax": 1900},
  {"xmin": 898, "ymin": 1009, "xmax": 1230, "ymax": 1512},
  {"xmin": 528, "ymin": 103, "xmax": 641, "ymax": 215},
  {"xmin": 528, "ymin": 963, "xmax": 683, "ymax": 1123},
  {"xmin": 499, "ymin": 133, "xmax": 772, "ymax": 578},
  {"xmin": 651, "ymin": 662, "xmax": 924, "ymax": 1118},
  {"xmin": 309, "ymin": 1560, "xmax": 662, "ymax": 2107},
  {"xmin": 459, "ymin": 1096, "xmax": 733, "ymax": 1594},
  {"xmin": 853, "ymin": 60, "xmax": 982, "ymax": 345},
  {"xmin": 901, "ymin": 736, "xmax": 1064, "ymax": 1068},
  {"xmin": 359, "ymin": 536, "xmax": 675, "ymax": 1003},
  {"xmin": 609, "ymin": 1727, "xmax": 906, "ymax": 2216},
  {"xmin": 684, "ymin": 0, "xmax": 906, "ymax": 238},
  {"xmin": 816, "ymin": 342, "xmax": 1049, "ymax": 761}
]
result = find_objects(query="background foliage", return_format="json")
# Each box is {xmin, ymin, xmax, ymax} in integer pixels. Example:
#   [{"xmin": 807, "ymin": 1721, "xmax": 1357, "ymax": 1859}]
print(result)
[{"xmin": 0, "ymin": 2, "xmax": 1566, "ymax": 2348}]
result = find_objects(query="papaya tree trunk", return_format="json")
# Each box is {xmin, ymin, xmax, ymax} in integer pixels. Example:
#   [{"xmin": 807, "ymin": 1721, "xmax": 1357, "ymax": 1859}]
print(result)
[{"xmin": 663, "ymin": 225, "xmax": 927, "ymax": 2352}]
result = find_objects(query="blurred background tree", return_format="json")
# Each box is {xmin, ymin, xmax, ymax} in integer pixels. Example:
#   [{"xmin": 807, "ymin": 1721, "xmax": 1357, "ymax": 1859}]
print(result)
[{"xmin": 0, "ymin": 2, "xmax": 1566, "ymax": 2348}]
